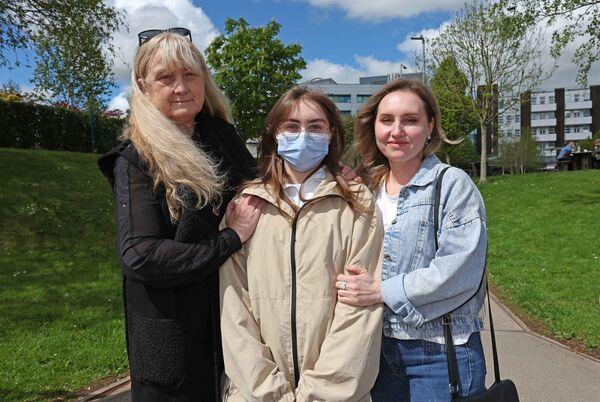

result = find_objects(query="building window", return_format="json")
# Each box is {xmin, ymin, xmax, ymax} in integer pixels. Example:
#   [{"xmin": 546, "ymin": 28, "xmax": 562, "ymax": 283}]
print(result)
[
  {"xmin": 549, "ymin": 95, "xmax": 555, "ymax": 103},
  {"xmin": 532, "ymin": 113, "xmax": 538, "ymax": 120},
  {"xmin": 515, "ymin": 129, "xmax": 520, "ymax": 136},
  {"xmin": 531, "ymin": 96, "xmax": 537, "ymax": 105},
  {"xmin": 565, "ymin": 111, "xmax": 571, "ymax": 118},
  {"xmin": 584, "ymin": 91, "xmax": 591, "ymax": 101},
  {"xmin": 329, "ymin": 94, "xmax": 351, "ymax": 103},
  {"xmin": 540, "ymin": 96, "xmax": 546, "ymax": 104},
  {"xmin": 340, "ymin": 110, "xmax": 352, "ymax": 116},
  {"xmin": 565, "ymin": 126, "xmax": 571, "ymax": 133},
  {"xmin": 498, "ymin": 115, "xmax": 504, "ymax": 124},
  {"xmin": 507, "ymin": 115, "xmax": 513, "ymax": 123},
  {"xmin": 549, "ymin": 127, "xmax": 556, "ymax": 134},
  {"xmin": 574, "ymin": 111, "xmax": 581, "ymax": 118},
  {"xmin": 574, "ymin": 126, "xmax": 581, "ymax": 133},
  {"xmin": 539, "ymin": 128, "xmax": 546, "ymax": 135},
  {"xmin": 356, "ymin": 95, "xmax": 370, "ymax": 103},
  {"xmin": 574, "ymin": 93, "xmax": 580, "ymax": 102},
  {"xmin": 584, "ymin": 109, "xmax": 591, "ymax": 117},
  {"xmin": 515, "ymin": 114, "xmax": 520, "ymax": 123}
]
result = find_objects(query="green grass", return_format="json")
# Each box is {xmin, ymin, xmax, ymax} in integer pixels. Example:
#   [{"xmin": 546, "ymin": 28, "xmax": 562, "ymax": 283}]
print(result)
[
  {"xmin": 479, "ymin": 170, "xmax": 600, "ymax": 351},
  {"xmin": 0, "ymin": 148, "xmax": 127, "ymax": 401},
  {"xmin": 1, "ymin": 148, "xmax": 599, "ymax": 400}
]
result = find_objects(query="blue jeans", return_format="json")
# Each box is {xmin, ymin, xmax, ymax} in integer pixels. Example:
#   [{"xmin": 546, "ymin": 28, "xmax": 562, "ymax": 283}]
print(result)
[{"xmin": 371, "ymin": 333, "xmax": 486, "ymax": 402}]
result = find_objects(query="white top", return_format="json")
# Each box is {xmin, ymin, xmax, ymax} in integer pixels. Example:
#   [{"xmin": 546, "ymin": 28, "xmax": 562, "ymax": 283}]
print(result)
[
  {"xmin": 376, "ymin": 179, "xmax": 470, "ymax": 346},
  {"xmin": 283, "ymin": 166, "xmax": 327, "ymax": 207}
]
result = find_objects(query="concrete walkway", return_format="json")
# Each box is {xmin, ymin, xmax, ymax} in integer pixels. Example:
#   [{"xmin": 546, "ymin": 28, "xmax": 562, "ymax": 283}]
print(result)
[{"xmin": 86, "ymin": 296, "xmax": 600, "ymax": 402}]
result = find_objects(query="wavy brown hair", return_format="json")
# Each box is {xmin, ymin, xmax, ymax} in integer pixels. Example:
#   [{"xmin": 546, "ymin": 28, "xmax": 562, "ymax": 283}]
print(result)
[
  {"xmin": 252, "ymin": 86, "xmax": 363, "ymax": 214},
  {"xmin": 352, "ymin": 78, "xmax": 457, "ymax": 191}
]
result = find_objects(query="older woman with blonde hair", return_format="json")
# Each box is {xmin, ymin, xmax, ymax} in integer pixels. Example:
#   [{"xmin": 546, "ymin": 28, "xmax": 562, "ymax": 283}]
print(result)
[{"xmin": 99, "ymin": 28, "xmax": 264, "ymax": 401}]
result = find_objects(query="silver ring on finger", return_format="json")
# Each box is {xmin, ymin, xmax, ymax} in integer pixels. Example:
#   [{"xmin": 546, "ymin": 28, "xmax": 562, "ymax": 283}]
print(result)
[{"xmin": 338, "ymin": 280, "xmax": 347, "ymax": 290}]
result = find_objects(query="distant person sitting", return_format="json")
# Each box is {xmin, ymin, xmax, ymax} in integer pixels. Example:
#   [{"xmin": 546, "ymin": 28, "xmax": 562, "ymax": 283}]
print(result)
[
  {"xmin": 557, "ymin": 141, "xmax": 574, "ymax": 161},
  {"xmin": 593, "ymin": 139, "xmax": 600, "ymax": 168}
]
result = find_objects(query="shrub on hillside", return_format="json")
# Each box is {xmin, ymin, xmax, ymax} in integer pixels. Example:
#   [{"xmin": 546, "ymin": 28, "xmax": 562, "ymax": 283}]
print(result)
[{"xmin": 0, "ymin": 99, "xmax": 125, "ymax": 153}]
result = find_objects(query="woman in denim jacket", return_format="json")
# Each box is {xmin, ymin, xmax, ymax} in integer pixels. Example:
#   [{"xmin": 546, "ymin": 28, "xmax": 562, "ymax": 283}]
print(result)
[{"xmin": 336, "ymin": 78, "xmax": 487, "ymax": 401}]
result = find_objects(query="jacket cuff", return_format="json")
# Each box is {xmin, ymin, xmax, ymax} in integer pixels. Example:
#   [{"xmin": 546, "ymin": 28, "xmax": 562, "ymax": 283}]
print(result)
[
  {"xmin": 220, "ymin": 227, "xmax": 242, "ymax": 254},
  {"xmin": 380, "ymin": 273, "xmax": 409, "ymax": 314}
]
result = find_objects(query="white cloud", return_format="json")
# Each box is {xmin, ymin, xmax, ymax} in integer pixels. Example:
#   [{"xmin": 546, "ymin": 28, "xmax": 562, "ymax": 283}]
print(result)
[
  {"xmin": 396, "ymin": 16, "xmax": 600, "ymax": 90},
  {"xmin": 106, "ymin": 0, "xmax": 219, "ymax": 83},
  {"xmin": 396, "ymin": 21, "xmax": 450, "ymax": 54},
  {"xmin": 301, "ymin": 55, "xmax": 415, "ymax": 83},
  {"xmin": 108, "ymin": 87, "xmax": 130, "ymax": 111},
  {"xmin": 303, "ymin": 0, "xmax": 467, "ymax": 20},
  {"xmin": 536, "ymin": 14, "xmax": 600, "ymax": 88}
]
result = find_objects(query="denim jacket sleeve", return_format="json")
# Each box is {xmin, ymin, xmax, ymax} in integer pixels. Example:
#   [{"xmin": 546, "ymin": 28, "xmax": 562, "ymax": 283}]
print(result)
[{"xmin": 380, "ymin": 168, "xmax": 487, "ymax": 327}]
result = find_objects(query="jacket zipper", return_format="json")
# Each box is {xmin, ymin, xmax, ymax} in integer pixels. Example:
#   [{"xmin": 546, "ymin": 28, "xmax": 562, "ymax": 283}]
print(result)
[
  {"xmin": 289, "ymin": 196, "xmax": 333, "ymax": 389},
  {"xmin": 290, "ymin": 215, "xmax": 300, "ymax": 388}
]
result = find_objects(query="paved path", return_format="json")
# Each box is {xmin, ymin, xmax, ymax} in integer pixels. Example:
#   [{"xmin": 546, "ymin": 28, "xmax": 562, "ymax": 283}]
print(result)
[
  {"xmin": 88, "ymin": 296, "xmax": 600, "ymax": 402},
  {"xmin": 481, "ymin": 295, "xmax": 600, "ymax": 402}
]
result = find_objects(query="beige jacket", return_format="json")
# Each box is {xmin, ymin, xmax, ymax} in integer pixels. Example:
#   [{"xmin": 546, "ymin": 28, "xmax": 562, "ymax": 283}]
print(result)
[{"xmin": 220, "ymin": 171, "xmax": 383, "ymax": 402}]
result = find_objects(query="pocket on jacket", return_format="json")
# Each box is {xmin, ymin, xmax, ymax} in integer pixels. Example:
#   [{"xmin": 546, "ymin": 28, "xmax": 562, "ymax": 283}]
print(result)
[
  {"xmin": 408, "ymin": 219, "xmax": 432, "ymax": 271},
  {"xmin": 128, "ymin": 313, "xmax": 188, "ymax": 387}
]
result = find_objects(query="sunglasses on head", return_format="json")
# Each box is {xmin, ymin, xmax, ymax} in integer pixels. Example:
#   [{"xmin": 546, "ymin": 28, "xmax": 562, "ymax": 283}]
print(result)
[{"xmin": 138, "ymin": 27, "xmax": 192, "ymax": 46}]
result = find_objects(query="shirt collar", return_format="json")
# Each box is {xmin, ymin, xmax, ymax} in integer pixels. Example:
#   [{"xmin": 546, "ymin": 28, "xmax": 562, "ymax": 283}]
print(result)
[
  {"xmin": 283, "ymin": 166, "xmax": 327, "ymax": 190},
  {"xmin": 406, "ymin": 154, "xmax": 445, "ymax": 187}
]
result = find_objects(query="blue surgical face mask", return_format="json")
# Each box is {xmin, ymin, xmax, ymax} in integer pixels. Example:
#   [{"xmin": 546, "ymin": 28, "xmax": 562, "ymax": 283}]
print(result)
[{"xmin": 276, "ymin": 132, "xmax": 330, "ymax": 172}]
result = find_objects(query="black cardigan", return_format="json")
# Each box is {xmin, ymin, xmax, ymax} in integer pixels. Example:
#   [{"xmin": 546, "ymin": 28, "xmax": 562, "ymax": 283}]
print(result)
[{"xmin": 98, "ymin": 113, "xmax": 257, "ymax": 401}]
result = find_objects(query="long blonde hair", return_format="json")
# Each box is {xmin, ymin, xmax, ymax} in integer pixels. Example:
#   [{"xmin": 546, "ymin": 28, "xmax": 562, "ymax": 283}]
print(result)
[
  {"xmin": 353, "ymin": 78, "xmax": 456, "ymax": 190},
  {"xmin": 122, "ymin": 32, "xmax": 232, "ymax": 220}
]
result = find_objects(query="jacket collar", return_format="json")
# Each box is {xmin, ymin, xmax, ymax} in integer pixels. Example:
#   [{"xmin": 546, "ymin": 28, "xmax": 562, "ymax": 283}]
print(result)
[
  {"xmin": 405, "ymin": 154, "xmax": 445, "ymax": 188},
  {"xmin": 241, "ymin": 168, "xmax": 344, "ymax": 218}
]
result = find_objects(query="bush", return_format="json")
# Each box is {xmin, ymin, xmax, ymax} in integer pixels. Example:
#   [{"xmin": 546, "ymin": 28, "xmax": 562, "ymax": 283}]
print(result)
[{"xmin": 0, "ymin": 99, "xmax": 124, "ymax": 153}]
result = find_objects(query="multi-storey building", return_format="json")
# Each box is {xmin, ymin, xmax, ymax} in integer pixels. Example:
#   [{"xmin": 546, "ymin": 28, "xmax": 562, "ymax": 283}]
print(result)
[
  {"xmin": 496, "ymin": 86, "xmax": 600, "ymax": 163},
  {"xmin": 304, "ymin": 73, "xmax": 423, "ymax": 116}
]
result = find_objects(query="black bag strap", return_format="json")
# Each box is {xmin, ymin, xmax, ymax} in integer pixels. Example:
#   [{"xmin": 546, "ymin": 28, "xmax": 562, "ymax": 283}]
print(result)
[{"xmin": 433, "ymin": 166, "xmax": 502, "ymax": 399}]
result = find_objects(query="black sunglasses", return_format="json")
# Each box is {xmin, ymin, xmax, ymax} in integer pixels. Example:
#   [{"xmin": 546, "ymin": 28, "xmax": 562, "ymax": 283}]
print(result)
[{"xmin": 138, "ymin": 27, "xmax": 192, "ymax": 46}]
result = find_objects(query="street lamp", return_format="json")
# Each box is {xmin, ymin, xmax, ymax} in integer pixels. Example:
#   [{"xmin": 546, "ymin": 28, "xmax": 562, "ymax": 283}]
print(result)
[
  {"xmin": 400, "ymin": 63, "xmax": 407, "ymax": 77},
  {"xmin": 410, "ymin": 35, "xmax": 426, "ymax": 85}
]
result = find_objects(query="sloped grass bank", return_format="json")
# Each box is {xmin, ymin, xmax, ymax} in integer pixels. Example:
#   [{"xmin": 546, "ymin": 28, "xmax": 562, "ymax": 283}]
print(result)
[{"xmin": 0, "ymin": 148, "xmax": 126, "ymax": 401}]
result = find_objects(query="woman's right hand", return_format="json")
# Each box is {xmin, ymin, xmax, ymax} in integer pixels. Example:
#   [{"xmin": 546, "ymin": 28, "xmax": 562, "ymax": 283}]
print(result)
[
  {"xmin": 336, "ymin": 266, "xmax": 382, "ymax": 307},
  {"xmin": 226, "ymin": 195, "xmax": 266, "ymax": 243}
]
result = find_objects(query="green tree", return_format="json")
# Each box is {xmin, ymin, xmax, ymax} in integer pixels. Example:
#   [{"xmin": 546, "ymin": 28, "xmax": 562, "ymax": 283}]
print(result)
[
  {"xmin": 0, "ymin": 80, "xmax": 24, "ymax": 102},
  {"xmin": 429, "ymin": 0, "xmax": 546, "ymax": 183},
  {"xmin": 497, "ymin": 128, "xmax": 540, "ymax": 174},
  {"xmin": 206, "ymin": 18, "xmax": 306, "ymax": 140},
  {"xmin": 497, "ymin": 0, "xmax": 600, "ymax": 86},
  {"xmin": 1, "ymin": 0, "xmax": 125, "ymax": 109},
  {"xmin": 430, "ymin": 56, "xmax": 479, "ymax": 168}
]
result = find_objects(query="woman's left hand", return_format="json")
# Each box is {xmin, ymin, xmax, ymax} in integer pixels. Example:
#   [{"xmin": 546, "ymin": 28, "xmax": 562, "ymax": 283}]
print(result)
[
  {"xmin": 336, "ymin": 266, "xmax": 382, "ymax": 307},
  {"xmin": 339, "ymin": 162, "xmax": 362, "ymax": 183}
]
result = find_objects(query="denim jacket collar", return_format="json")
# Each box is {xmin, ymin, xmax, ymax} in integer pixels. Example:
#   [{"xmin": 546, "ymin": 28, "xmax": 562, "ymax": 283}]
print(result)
[{"xmin": 406, "ymin": 154, "xmax": 443, "ymax": 188}]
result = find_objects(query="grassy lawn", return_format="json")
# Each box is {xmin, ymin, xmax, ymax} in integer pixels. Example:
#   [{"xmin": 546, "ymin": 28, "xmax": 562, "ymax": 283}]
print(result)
[
  {"xmin": 1, "ymin": 147, "xmax": 598, "ymax": 400},
  {"xmin": 479, "ymin": 169, "xmax": 600, "ymax": 353},
  {"xmin": 0, "ymin": 148, "xmax": 126, "ymax": 401}
]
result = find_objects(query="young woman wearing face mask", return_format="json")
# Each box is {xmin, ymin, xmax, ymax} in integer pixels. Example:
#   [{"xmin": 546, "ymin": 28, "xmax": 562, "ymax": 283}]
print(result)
[
  {"xmin": 336, "ymin": 78, "xmax": 488, "ymax": 401},
  {"xmin": 219, "ymin": 87, "xmax": 384, "ymax": 402}
]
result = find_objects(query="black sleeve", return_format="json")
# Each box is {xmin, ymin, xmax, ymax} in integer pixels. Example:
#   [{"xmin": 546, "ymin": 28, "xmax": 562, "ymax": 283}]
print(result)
[{"xmin": 114, "ymin": 156, "xmax": 242, "ymax": 288}]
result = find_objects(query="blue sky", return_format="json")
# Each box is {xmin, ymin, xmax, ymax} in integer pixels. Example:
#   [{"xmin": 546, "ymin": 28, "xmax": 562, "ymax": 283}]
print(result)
[{"xmin": 1, "ymin": 0, "xmax": 597, "ymax": 110}]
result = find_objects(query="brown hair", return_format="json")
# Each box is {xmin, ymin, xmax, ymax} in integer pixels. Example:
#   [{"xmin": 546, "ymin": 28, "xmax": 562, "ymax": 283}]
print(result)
[
  {"xmin": 252, "ymin": 86, "xmax": 363, "ymax": 214},
  {"xmin": 352, "ymin": 78, "xmax": 456, "ymax": 190}
]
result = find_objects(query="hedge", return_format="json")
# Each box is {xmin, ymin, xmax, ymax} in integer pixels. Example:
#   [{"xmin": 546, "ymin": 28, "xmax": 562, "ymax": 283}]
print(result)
[{"xmin": 0, "ymin": 99, "xmax": 125, "ymax": 153}]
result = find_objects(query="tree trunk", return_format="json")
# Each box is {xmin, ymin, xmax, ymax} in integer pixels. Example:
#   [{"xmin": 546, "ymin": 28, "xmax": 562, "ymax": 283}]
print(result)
[{"xmin": 479, "ymin": 123, "xmax": 488, "ymax": 183}]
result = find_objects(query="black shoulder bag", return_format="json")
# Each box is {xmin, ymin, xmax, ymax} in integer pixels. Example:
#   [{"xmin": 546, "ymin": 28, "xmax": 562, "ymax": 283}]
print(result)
[{"xmin": 434, "ymin": 167, "xmax": 519, "ymax": 402}]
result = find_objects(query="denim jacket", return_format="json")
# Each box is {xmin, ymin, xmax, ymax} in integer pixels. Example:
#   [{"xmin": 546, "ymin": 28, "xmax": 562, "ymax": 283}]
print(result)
[{"xmin": 380, "ymin": 154, "xmax": 487, "ymax": 340}]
